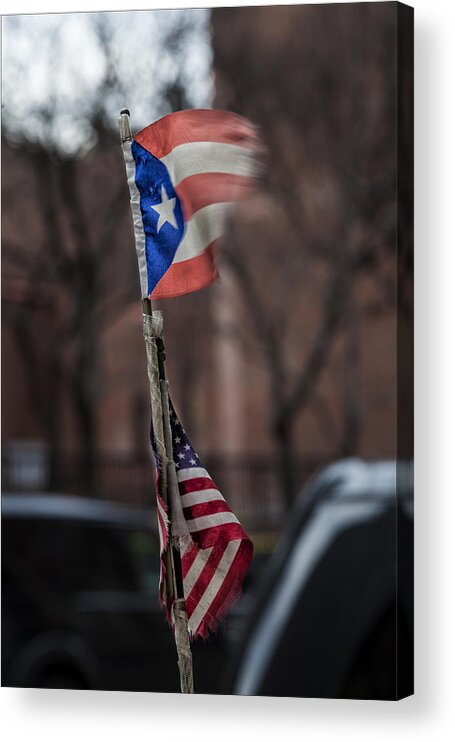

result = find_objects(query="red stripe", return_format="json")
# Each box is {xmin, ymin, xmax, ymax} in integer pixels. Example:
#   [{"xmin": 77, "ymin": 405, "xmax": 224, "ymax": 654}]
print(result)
[
  {"xmin": 175, "ymin": 172, "xmax": 253, "ymax": 221},
  {"xmin": 183, "ymin": 499, "xmax": 231, "ymax": 521},
  {"xmin": 193, "ymin": 522, "xmax": 248, "ymax": 550},
  {"xmin": 178, "ymin": 476, "xmax": 217, "ymax": 495},
  {"xmin": 150, "ymin": 241, "xmax": 219, "ymax": 300},
  {"xmin": 134, "ymin": 109, "xmax": 259, "ymax": 159},
  {"xmin": 181, "ymin": 542, "xmax": 199, "ymax": 580},
  {"xmin": 185, "ymin": 546, "xmax": 226, "ymax": 620},
  {"xmin": 195, "ymin": 540, "xmax": 253, "ymax": 637}
]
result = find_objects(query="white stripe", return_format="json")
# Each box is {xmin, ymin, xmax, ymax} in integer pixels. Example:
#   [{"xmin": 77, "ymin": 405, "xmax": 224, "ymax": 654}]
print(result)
[
  {"xmin": 173, "ymin": 202, "xmax": 234, "ymax": 264},
  {"xmin": 157, "ymin": 497, "xmax": 167, "ymax": 523},
  {"xmin": 183, "ymin": 547, "xmax": 213, "ymax": 596},
  {"xmin": 187, "ymin": 511, "xmax": 239, "ymax": 533},
  {"xmin": 189, "ymin": 540, "xmax": 242, "ymax": 635},
  {"xmin": 122, "ymin": 141, "xmax": 148, "ymax": 298},
  {"xmin": 156, "ymin": 499, "xmax": 168, "ymax": 551},
  {"xmin": 180, "ymin": 488, "xmax": 225, "ymax": 508},
  {"xmin": 177, "ymin": 467, "xmax": 210, "ymax": 482},
  {"xmin": 161, "ymin": 141, "xmax": 257, "ymax": 187},
  {"xmin": 181, "ymin": 539, "xmax": 194, "ymax": 558}
]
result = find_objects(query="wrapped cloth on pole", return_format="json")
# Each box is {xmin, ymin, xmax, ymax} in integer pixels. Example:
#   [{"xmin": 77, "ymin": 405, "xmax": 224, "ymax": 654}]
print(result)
[{"xmin": 142, "ymin": 309, "xmax": 193, "ymax": 693}]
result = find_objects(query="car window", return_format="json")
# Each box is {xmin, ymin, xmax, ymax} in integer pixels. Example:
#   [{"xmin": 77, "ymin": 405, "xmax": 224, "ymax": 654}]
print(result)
[
  {"xmin": 119, "ymin": 529, "xmax": 160, "ymax": 595},
  {"xmin": 2, "ymin": 518, "xmax": 159, "ymax": 594}
]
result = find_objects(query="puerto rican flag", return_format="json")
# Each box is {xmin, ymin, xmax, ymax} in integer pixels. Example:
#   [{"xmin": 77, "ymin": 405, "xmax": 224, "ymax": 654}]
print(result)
[{"xmin": 122, "ymin": 109, "xmax": 260, "ymax": 299}]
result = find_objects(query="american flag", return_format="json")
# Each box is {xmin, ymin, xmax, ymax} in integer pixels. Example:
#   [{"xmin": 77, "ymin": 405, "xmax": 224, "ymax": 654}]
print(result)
[{"xmin": 152, "ymin": 400, "xmax": 253, "ymax": 639}]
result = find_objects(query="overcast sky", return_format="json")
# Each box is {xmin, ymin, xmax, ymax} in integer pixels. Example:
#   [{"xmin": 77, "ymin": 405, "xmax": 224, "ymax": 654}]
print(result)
[{"xmin": 1, "ymin": 10, "xmax": 214, "ymax": 154}]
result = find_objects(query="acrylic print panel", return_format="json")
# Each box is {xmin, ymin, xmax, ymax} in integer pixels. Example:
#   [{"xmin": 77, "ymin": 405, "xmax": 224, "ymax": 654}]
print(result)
[{"xmin": 1, "ymin": 2, "xmax": 413, "ymax": 699}]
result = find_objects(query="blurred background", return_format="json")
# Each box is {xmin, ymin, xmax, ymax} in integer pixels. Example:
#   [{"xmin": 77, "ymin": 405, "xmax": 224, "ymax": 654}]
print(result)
[{"xmin": 2, "ymin": 4, "xmax": 413, "ymax": 698}]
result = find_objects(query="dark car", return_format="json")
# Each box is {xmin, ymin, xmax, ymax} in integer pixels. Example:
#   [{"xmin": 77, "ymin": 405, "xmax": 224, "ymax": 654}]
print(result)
[
  {"xmin": 1, "ymin": 493, "xmax": 231, "ymax": 692},
  {"xmin": 227, "ymin": 459, "xmax": 414, "ymax": 700}
]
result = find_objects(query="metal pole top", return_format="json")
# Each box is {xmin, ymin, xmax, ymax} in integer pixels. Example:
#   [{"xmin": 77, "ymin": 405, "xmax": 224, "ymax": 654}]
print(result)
[{"xmin": 119, "ymin": 109, "xmax": 132, "ymax": 143}]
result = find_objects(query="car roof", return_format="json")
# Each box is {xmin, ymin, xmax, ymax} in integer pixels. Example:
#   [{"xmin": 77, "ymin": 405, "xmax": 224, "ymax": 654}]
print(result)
[
  {"xmin": 1, "ymin": 493, "xmax": 155, "ymax": 529},
  {"xmin": 302, "ymin": 458, "xmax": 413, "ymax": 503}
]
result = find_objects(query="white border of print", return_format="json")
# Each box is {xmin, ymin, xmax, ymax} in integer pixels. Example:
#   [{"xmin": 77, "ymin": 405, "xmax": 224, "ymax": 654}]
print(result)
[{"xmin": 1, "ymin": 1, "xmax": 455, "ymax": 742}]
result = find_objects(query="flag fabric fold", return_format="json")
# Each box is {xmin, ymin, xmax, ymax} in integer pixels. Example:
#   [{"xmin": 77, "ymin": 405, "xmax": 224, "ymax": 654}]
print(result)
[
  {"xmin": 151, "ymin": 400, "xmax": 253, "ymax": 639},
  {"xmin": 123, "ymin": 109, "xmax": 260, "ymax": 300}
]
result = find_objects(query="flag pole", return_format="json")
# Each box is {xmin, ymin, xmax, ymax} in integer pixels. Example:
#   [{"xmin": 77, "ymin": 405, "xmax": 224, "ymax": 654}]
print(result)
[{"xmin": 119, "ymin": 110, "xmax": 194, "ymax": 694}]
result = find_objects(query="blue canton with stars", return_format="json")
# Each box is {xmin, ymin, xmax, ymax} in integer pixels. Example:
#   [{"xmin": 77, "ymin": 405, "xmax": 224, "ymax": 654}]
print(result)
[
  {"xmin": 132, "ymin": 141, "xmax": 185, "ymax": 296},
  {"xmin": 169, "ymin": 404, "xmax": 200, "ymax": 471},
  {"xmin": 150, "ymin": 403, "xmax": 200, "ymax": 475}
]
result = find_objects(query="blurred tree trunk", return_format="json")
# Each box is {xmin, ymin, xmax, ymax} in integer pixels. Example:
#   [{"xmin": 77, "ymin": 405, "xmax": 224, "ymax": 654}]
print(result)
[
  {"xmin": 273, "ymin": 413, "xmax": 296, "ymax": 511},
  {"xmin": 59, "ymin": 159, "xmax": 100, "ymax": 496},
  {"xmin": 47, "ymin": 333, "xmax": 63, "ymax": 490},
  {"xmin": 72, "ymin": 292, "xmax": 99, "ymax": 496}
]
